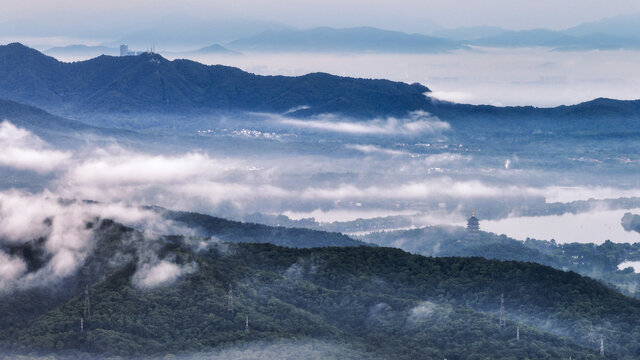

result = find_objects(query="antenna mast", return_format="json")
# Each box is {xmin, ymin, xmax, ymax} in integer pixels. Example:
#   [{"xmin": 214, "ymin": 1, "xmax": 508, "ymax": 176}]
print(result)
[
  {"xmin": 516, "ymin": 326, "xmax": 520, "ymax": 341},
  {"xmin": 600, "ymin": 338, "xmax": 604, "ymax": 356},
  {"xmin": 245, "ymin": 315, "xmax": 249, "ymax": 332},
  {"xmin": 499, "ymin": 293, "xmax": 506, "ymax": 329}
]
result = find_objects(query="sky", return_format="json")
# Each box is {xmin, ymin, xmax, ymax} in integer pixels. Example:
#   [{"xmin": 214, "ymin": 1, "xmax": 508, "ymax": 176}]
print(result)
[{"xmin": 2, "ymin": 0, "xmax": 640, "ymax": 32}]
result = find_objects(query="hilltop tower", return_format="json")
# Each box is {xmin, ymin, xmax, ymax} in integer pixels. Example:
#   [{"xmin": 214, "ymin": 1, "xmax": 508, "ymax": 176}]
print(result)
[{"xmin": 467, "ymin": 211, "xmax": 480, "ymax": 240}]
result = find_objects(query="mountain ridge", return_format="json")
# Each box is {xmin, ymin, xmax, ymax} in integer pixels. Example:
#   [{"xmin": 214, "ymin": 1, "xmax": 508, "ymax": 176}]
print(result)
[
  {"xmin": 1, "ymin": 43, "xmax": 639, "ymax": 123},
  {"xmin": 0, "ymin": 43, "xmax": 432, "ymax": 117},
  {"xmin": 227, "ymin": 26, "xmax": 466, "ymax": 53},
  {"xmin": 1, "ymin": 218, "xmax": 637, "ymax": 358}
]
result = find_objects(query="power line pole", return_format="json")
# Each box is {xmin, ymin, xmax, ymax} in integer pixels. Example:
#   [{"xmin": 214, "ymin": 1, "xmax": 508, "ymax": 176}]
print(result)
[
  {"xmin": 499, "ymin": 293, "xmax": 506, "ymax": 329},
  {"xmin": 228, "ymin": 283, "xmax": 234, "ymax": 317},
  {"xmin": 84, "ymin": 285, "xmax": 91, "ymax": 319},
  {"xmin": 587, "ymin": 326, "xmax": 596, "ymax": 346}
]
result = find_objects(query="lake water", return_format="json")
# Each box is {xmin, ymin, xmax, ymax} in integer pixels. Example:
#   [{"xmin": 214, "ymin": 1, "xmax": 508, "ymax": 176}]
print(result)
[{"xmin": 482, "ymin": 208, "xmax": 640, "ymax": 244}]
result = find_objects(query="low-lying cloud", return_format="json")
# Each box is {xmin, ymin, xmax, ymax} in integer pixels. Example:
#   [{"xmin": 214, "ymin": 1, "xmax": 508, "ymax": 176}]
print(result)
[
  {"xmin": 0, "ymin": 189, "xmax": 191, "ymax": 293},
  {"xmin": 423, "ymin": 153, "xmax": 471, "ymax": 166},
  {"xmin": 133, "ymin": 260, "xmax": 197, "ymax": 289},
  {"xmin": 0, "ymin": 120, "xmax": 71, "ymax": 173},
  {"xmin": 1, "ymin": 118, "xmax": 638, "ymax": 292},
  {"xmin": 407, "ymin": 301, "xmax": 451, "ymax": 324},
  {"xmin": 345, "ymin": 144, "xmax": 406, "ymax": 156},
  {"xmin": 276, "ymin": 111, "xmax": 450, "ymax": 135}
]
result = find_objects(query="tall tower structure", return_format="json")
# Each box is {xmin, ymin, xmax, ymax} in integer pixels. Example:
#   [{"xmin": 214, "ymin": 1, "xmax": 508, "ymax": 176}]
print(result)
[
  {"xmin": 120, "ymin": 44, "xmax": 129, "ymax": 57},
  {"xmin": 600, "ymin": 339, "xmax": 604, "ymax": 356},
  {"xmin": 587, "ymin": 326, "xmax": 596, "ymax": 346},
  {"xmin": 499, "ymin": 293, "xmax": 506, "ymax": 329},
  {"xmin": 245, "ymin": 315, "xmax": 249, "ymax": 332},
  {"xmin": 466, "ymin": 211, "xmax": 480, "ymax": 240},
  {"xmin": 228, "ymin": 283, "xmax": 234, "ymax": 316},
  {"xmin": 84, "ymin": 285, "xmax": 91, "ymax": 319},
  {"xmin": 516, "ymin": 326, "xmax": 520, "ymax": 341}
]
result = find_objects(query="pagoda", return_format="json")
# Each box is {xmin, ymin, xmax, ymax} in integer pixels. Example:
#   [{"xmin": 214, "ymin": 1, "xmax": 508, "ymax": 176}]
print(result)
[{"xmin": 466, "ymin": 211, "xmax": 480, "ymax": 240}]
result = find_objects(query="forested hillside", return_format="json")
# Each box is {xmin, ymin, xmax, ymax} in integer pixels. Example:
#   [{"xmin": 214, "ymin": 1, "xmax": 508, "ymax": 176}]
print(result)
[
  {"xmin": 361, "ymin": 226, "xmax": 640, "ymax": 298},
  {"xmin": 1, "ymin": 219, "xmax": 639, "ymax": 359},
  {"xmin": 159, "ymin": 208, "xmax": 367, "ymax": 248},
  {"xmin": 0, "ymin": 43, "xmax": 431, "ymax": 117},
  {"xmin": 2, "ymin": 43, "xmax": 640, "ymax": 123}
]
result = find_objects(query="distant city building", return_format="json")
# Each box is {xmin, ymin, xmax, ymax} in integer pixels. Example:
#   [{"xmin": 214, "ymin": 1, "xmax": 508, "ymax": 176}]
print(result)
[
  {"xmin": 119, "ymin": 44, "xmax": 145, "ymax": 56},
  {"xmin": 466, "ymin": 211, "xmax": 480, "ymax": 240}
]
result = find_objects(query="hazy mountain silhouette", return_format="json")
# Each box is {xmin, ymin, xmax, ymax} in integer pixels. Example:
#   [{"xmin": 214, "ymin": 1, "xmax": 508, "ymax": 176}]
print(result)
[{"xmin": 227, "ymin": 26, "xmax": 466, "ymax": 53}]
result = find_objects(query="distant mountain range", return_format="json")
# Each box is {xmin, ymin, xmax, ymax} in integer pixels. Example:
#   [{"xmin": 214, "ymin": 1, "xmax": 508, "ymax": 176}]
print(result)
[
  {"xmin": 45, "ymin": 44, "xmax": 118, "ymax": 57},
  {"xmin": 224, "ymin": 23, "xmax": 640, "ymax": 52},
  {"xmin": 1, "ymin": 43, "xmax": 639, "ymax": 121},
  {"xmin": 222, "ymin": 14, "xmax": 640, "ymax": 52},
  {"xmin": 193, "ymin": 43, "xmax": 239, "ymax": 54},
  {"xmin": 227, "ymin": 26, "xmax": 466, "ymax": 53},
  {"xmin": 0, "ymin": 43, "xmax": 432, "ymax": 117},
  {"xmin": 0, "ymin": 98, "xmax": 140, "ymax": 148},
  {"xmin": 563, "ymin": 13, "xmax": 640, "ymax": 38},
  {"xmin": 6, "ymin": 13, "xmax": 640, "ymax": 53},
  {"xmin": 466, "ymin": 28, "xmax": 640, "ymax": 50}
]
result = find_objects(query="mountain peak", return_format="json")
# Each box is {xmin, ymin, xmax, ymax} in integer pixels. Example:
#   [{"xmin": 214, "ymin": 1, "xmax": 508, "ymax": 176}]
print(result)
[{"xmin": 0, "ymin": 45, "xmax": 433, "ymax": 116}]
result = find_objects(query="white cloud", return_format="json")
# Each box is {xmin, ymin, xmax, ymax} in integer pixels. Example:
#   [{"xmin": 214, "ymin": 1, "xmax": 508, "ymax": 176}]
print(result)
[
  {"xmin": 0, "ymin": 251, "xmax": 27, "ymax": 290},
  {"xmin": 542, "ymin": 186, "xmax": 640, "ymax": 203},
  {"xmin": 0, "ymin": 189, "xmax": 194, "ymax": 292},
  {"xmin": 298, "ymin": 178, "xmax": 536, "ymax": 202},
  {"xmin": 67, "ymin": 149, "xmax": 240, "ymax": 186},
  {"xmin": 408, "ymin": 301, "xmax": 450, "ymax": 323},
  {"xmin": 428, "ymin": 91, "xmax": 476, "ymax": 104},
  {"xmin": 276, "ymin": 111, "xmax": 450, "ymax": 135},
  {"xmin": 345, "ymin": 144, "xmax": 406, "ymax": 156},
  {"xmin": 423, "ymin": 153, "xmax": 471, "ymax": 166},
  {"xmin": 133, "ymin": 260, "xmax": 196, "ymax": 289},
  {"xmin": 0, "ymin": 121, "xmax": 71, "ymax": 173}
]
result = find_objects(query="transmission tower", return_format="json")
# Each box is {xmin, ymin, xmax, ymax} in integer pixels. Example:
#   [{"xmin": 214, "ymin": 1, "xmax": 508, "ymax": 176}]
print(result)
[
  {"xmin": 587, "ymin": 326, "xmax": 596, "ymax": 346},
  {"xmin": 228, "ymin": 283, "xmax": 234, "ymax": 316},
  {"xmin": 499, "ymin": 293, "xmax": 506, "ymax": 329},
  {"xmin": 84, "ymin": 285, "xmax": 91, "ymax": 319},
  {"xmin": 516, "ymin": 326, "xmax": 520, "ymax": 341},
  {"xmin": 245, "ymin": 315, "xmax": 249, "ymax": 332},
  {"xmin": 600, "ymin": 338, "xmax": 604, "ymax": 356},
  {"xmin": 80, "ymin": 317, "xmax": 84, "ymax": 332}
]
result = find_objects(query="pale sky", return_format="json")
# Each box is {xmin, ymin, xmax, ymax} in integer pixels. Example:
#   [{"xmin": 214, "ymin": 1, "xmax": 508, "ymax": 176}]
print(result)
[{"xmin": 2, "ymin": 0, "xmax": 640, "ymax": 31}]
